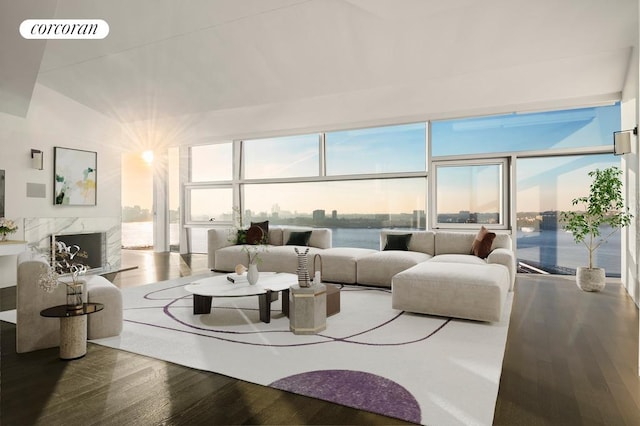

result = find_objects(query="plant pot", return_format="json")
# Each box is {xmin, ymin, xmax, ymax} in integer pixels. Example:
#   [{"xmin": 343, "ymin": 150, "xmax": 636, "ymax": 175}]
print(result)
[{"xmin": 576, "ymin": 267, "xmax": 605, "ymax": 292}]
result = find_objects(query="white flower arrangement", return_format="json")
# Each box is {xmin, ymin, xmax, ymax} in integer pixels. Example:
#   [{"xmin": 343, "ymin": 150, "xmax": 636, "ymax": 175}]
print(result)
[{"xmin": 0, "ymin": 218, "xmax": 18, "ymax": 239}]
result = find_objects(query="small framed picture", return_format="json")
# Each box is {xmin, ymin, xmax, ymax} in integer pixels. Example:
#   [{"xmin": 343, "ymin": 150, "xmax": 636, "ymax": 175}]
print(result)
[{"xmin": 53, "ymin": 147, "xmax": 97, "ymax": 206}]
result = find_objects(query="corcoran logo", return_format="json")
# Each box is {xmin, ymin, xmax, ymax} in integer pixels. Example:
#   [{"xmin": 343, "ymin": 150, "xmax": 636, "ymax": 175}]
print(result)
[{"xmin": 20, "ymin": 19, "xmax": 109, "ymax": 39}]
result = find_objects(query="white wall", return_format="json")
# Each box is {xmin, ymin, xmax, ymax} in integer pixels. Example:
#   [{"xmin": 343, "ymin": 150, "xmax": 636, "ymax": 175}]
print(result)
[
  {"xmin": 621, "ymin": 45, "xmax": 639, "ymax": 307},
  {"xmin": 0, "ymin": 83, "xmax": 123, "ymax": 285}
]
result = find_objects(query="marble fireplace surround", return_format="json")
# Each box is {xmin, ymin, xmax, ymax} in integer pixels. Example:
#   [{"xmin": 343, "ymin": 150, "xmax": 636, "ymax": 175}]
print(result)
[{"xmin": 24, "ymin": 217, "xmax": 121, "ymax": 273}]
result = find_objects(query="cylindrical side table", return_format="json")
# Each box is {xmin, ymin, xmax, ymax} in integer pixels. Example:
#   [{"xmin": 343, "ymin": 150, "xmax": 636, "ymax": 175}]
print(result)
[{"xmin": 40, "ymin": 303, "xmax": 104, "ymax": 360}]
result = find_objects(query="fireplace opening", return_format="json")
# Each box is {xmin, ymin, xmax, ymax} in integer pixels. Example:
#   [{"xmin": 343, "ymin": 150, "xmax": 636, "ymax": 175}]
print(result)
[{"xmin": 51, "ymin": 232, "xmax": 107, "ymax": 273}]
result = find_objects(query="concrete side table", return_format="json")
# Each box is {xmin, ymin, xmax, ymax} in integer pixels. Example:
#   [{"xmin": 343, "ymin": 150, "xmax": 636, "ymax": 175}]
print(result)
[
  {"xmin": 40, "ymin": 303, "xmax": 104, "ymax": 360},
  {"xmin": 289, "ymin": 284, "xmax": 326, "ymax": 335}
]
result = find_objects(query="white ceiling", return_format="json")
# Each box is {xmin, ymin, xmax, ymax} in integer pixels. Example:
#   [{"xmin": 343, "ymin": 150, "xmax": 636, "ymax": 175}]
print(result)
[{"xmin": 1, "ymin": 0, "xmax": 638, "ymax": 123}]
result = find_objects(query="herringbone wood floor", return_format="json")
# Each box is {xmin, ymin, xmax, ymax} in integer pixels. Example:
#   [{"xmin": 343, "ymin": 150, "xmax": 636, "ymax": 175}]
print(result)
[{"xmin": 1, "ymin": 250, "xmax": 638, "ymax": 425}]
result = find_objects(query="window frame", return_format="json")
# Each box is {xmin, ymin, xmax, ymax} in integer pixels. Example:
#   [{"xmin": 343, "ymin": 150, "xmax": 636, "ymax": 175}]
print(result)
[{"xmin": 431, "ymin": 157, "xmax": 510, "ymax": 230}]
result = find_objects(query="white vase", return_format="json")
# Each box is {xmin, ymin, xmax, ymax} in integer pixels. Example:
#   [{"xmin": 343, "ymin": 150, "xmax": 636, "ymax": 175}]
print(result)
[
  {"xmin": 576, "ymin": 267, "xmax": 606, "ymax": 292},
  {"xmin": 247, "ymin": 263, "xmax": 259, "ymax": 285}
]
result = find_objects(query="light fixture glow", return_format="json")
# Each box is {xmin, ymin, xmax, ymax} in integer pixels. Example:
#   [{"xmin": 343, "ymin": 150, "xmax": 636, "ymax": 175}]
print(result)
[{"xmin": 142, "ymin": 150, "xmax": 154, "ymax": 164}]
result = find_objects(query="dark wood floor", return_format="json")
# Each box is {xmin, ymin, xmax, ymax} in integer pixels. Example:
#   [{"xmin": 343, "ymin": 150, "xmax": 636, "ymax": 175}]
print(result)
[{"xmin": 1, "ymin": 251, "xmax": 638, "ymax": 425}]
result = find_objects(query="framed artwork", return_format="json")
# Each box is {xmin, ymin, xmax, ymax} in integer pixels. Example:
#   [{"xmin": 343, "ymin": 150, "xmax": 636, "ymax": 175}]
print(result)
[{"xmin": 53, "ymin": 147, "xmax": 97, "ymax": 205}]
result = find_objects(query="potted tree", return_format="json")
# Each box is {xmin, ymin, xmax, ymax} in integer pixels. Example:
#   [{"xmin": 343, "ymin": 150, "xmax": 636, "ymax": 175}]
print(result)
[{"xmin": 560, "ymin": 166, "xmax": 632, "ymax": 292}]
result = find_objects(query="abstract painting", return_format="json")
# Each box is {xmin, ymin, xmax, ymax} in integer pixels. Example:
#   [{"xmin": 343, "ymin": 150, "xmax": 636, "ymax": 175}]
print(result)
[{"xmin": 54, "ymin": 147, "xmax": 97, "ymax": 205}]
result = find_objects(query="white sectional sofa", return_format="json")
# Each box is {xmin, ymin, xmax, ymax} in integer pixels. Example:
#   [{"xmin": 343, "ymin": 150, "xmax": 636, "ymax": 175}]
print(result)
[{"xmin": 207, "ymin": 226, "xmax": 516, "ymax": 322}]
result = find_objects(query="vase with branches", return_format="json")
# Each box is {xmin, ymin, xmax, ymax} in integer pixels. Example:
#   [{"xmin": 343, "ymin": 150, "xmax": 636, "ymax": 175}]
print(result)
[{"xmin": 39, "ymin": 241, "xmax": 89, "ymax": 309}]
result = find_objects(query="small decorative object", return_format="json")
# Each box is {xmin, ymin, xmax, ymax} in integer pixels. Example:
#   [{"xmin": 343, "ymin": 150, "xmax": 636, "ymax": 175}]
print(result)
[
  {"xmin": 53, "ymin": 147, "xmax": 97, "ymax": 206},
  {"xmin": 235, "ymin": 264, "xmax": 247, "ymax": 275},
  {"xmin": 312, "ymin": 254, "xmax": 322, "ymax": 284},
  {"xmin": 560, "ymin": 166, "xmax": 633, "ymax": 292},
  {"xmin": 39, "ymin": 241, "xmax": 89, "ymax": 310},
  {"xmin": 295, "ymin": 247, "xmax": 311, "ymax": 287},
  {"xmin": 247, "ymin": 263, "xmax": 259, "ymax": 285},
  {"xmin": 0, "ymin": 217, "xmax": 18, "ymax": 241}
]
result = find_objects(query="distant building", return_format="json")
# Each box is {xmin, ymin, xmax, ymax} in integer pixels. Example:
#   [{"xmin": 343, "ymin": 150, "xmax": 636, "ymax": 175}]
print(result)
[
  {"xmin": 541, "ymin": 211, "xmax": 558, "ymax": 230},
  {"xmin": 332, "ymin": 210, "xmax": 337, "ymax": 219},
  {"xmin": 313, "ymin": 209, "xmax": 325, "ymax": 221}
]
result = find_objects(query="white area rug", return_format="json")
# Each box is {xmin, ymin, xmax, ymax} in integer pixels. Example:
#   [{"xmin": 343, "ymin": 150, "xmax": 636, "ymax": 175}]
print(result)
[{"xmin": 2, "ymin": 274, "xmax": 513, "ymax": 425}]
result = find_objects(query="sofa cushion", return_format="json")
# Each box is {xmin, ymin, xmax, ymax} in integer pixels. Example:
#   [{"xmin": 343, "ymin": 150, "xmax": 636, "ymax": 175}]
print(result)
[
  {"xmin": 259, "ymin": 245, "xmax": 324, "ymax": 274},
  {"xmin": 470, "ymin": 226, "xmax": 488, "ymax": 253},
  {"xmin": 319, "ymin": 247, "xmax": 377, "ymax": 284},
  {"xmin": 357, "ymin": 250, "xmax": 432, "ymax": 287},
  {"xmin": 472, "ymin": 230, "xmax": 496, "ymax": 259},
  {"xmin": 435, "ymin": 232, "xmax": 477, "ymax": 255},
  {"xmin": 429, "ymin": 254, "xmax": 488, "ymax": 266},
  {"xmin": 246, "ymin": 225, "xmax": 266, "ymax": 245},
  {"xmin": 251, "ymin": 221, "xmax": 270, "ymax": 243},
  {"xmin": 286, "ymin": 230, "xmax": 312, "ymax": 246},
  {"xmin": 384, "ymin": 234, "xmax": 412, "ymax": 251},
  {"xmin": 268, "ymin": 228, "xmax": 284, "ymax": 246},
  {"xmin": 380, "ymin": 230, "xmax": 435, "ymax": 255},
  {"xmin": 282, "ymin": 227, "xmax": 332, "ymax": 249}
]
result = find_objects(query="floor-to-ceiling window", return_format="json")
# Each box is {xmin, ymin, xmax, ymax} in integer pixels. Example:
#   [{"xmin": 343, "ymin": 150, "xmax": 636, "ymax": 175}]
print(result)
[
  {"xmin": 432, "ymin": 103, "xmax": 621, "ymax": 276},
  {"xmin": 516, "ymin": 154, "xmax": 620, "ymax": 276},
  {"xmin": 121, "ymin": 151, "xmax": 154, "ymax": 249},
  {"xmin": 184, "ymin": 103, "xmax": 623, "ymax": 277},
  {"xmin": 241, "ymin": 123, "xmax": 427, "ymax": 249},
  {"xmin": 184, "ymin": 142, "xmax": 233, "ymax": 253}
]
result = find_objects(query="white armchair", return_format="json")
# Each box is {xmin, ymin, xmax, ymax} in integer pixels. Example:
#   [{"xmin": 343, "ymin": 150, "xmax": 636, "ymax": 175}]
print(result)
[{"xmin": 16, "ymin": 252, "xmax": 123, "ymax": 353}]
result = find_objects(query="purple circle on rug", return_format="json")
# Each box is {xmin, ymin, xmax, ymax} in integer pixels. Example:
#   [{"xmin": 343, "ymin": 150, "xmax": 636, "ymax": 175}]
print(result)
[{"xmin": 269, "ymin": 369, "xmax": 421, "ymax": 423}]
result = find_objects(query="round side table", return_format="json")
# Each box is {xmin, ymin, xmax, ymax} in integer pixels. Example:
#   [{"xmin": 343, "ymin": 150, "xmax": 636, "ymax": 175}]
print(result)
[{"xmin": 40, "ymin": 303, "xmax": 104, "ymax": 360}]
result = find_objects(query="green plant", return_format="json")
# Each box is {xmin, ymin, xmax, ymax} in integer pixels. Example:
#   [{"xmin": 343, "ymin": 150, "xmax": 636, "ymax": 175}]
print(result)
[{"xmin": 560, "ymin": 166, "xmax": 632, "ymax": 270}]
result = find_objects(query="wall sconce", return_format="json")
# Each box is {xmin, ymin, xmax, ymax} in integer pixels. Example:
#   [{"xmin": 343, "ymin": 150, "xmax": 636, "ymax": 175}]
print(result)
[
  {"xmin": 31, "ymin": 149, "xmax": 43, "ymax": 170},
  {"xmin": 613, "ymin": 127, "xmax": 637, "ymax": 155}
]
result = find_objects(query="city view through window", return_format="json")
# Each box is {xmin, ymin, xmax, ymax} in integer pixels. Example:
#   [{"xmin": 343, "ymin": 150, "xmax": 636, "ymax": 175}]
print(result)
[{"xmin": 122, "ymin": 104, "xmax": 623, "ymax": 276}]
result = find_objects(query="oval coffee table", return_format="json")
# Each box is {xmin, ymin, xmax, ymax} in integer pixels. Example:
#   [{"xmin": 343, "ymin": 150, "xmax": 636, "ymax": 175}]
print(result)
[{"xmin": 184, "ymin": 272, "xmax": 297, "ymax": 323}]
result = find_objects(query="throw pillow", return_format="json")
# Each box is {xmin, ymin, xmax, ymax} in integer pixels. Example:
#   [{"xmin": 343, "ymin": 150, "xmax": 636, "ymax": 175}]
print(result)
[
  {"xmin": 245, "ymin": 225, "xmax": 265, "ymax": 245},
  {"xmin": 383, "ymin": 234, "xmax": 412, "ymax": 251},
  {"xmin": 470, "ymin": 226, "xmax": 489, "ymax": 254},
  {"xmin": 286, "ymin": 230, "xmax": 312, "ymax": 246},
  {"xmin": 472, "ymin": 231, "xmax": 496, "ymax": 259},
  {"xmin": 251, "ymin": 221, "xmax": 269, "ymax": 244}
]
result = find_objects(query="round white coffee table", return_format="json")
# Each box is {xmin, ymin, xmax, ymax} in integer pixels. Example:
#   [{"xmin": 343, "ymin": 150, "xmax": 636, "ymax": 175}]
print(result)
[{"xmin": 184, "ymin": 272, "xmax": 297, "ymax": 323}]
